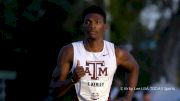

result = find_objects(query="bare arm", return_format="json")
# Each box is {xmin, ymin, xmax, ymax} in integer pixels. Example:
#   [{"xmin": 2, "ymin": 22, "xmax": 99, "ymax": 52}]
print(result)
[
  {"xmin": 49, "ymin": 44, "xmax": 74, "ymax": 97},
  {"xmin": 115, "ymin": 47, "xmax": 139, "ymax": 101},
  {"xmin": 49, "ymin": 44, "xmax": 85, "ymax": 97}
]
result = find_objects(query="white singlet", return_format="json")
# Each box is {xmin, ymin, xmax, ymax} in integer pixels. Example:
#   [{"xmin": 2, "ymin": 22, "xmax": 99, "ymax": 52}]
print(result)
[{"xmin": 71, "ymin": 40, "xmax": 117, "ymax": 101}]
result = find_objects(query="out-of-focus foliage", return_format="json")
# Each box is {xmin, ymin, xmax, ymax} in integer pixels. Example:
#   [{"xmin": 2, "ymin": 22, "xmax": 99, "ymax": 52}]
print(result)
[
  {"xmin": 110, "ymin": 0, "xmax": 144, "ymax": 44},
  {"xmin": 109, "ymin": 0, "xmax": 152, "ymax": 87},
  {"xmin": 1, "ymin": 0, "xmax": 180, "ymax": 100}
]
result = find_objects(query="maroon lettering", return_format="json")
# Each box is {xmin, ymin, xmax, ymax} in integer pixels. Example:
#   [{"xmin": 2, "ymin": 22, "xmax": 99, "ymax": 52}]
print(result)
[
  {"xmin": 86, "ymin": 61, "xmax": 108, "ymax": 80},
  {"xmin": 85, "ymin": 67, "xmax": 92, "ymax": 76},
  {"xmin": 98, "ymin": 67, "xmax": 107, "ymax": 76}
]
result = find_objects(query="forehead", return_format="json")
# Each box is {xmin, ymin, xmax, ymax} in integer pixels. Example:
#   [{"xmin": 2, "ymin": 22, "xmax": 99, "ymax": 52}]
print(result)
[{"xmin": 84, "ymin": 13, "xmax": 104, "ymax": 21}]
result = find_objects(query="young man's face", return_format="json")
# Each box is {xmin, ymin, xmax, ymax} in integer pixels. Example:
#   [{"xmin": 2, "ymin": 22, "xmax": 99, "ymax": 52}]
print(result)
[{"xmin": 83, "ymin": 13, "xmax": 106, "ymax": 40}]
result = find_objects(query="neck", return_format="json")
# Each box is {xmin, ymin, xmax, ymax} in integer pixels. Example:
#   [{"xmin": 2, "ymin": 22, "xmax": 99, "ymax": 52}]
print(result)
[{"xmin": 83, "ymin": 38, "xmax": 104, "ymax": 52}]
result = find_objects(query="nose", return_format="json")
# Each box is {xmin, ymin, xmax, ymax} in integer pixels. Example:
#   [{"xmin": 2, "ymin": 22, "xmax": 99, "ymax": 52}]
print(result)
[{"xmin": 89, "ymin": 22, "xmax": 95, "ymax": 29}]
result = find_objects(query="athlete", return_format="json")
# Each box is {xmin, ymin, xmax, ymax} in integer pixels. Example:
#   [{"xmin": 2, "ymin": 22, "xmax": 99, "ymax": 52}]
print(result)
[{"xmin": 49, "ymin": 5, "xmax": 139, "ymax": 101}]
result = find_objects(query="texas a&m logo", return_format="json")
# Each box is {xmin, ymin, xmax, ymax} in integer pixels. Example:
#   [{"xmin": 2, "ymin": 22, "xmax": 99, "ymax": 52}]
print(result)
[{"xmin": 84, "ymin": 61, "xmax": 108, "ymax": 80}]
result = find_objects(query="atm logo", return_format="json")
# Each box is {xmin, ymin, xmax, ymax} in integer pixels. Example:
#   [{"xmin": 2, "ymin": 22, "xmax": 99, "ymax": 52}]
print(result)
[{"xmin": 85, "ymin": 61, "xmax": 108, "ymax": 80}]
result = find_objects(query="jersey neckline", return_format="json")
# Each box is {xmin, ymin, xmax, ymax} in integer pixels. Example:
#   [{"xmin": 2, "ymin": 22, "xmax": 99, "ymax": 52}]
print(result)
[{"xmin": 81, "ymin": 40, "xmax": 105, "ymax": 54}]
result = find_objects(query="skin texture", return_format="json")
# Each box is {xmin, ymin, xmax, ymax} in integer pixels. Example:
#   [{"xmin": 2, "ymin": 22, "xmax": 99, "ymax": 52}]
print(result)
[{"xmin": 49, "ymin": 12, "xmax": 139, "ymax": 101}]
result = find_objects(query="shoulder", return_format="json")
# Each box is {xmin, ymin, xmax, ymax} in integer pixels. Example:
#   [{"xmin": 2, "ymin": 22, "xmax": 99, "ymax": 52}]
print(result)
[
  {"xmin": 61, "ymin": 44, "xmax": 73, "ymax": 52},
  {"xmin": 60, "ymin": 44, "xmax": 73, "ymax": 54},
  {"xmin": 58, "ymin": 44, "xmax": 73, "ymax": 60},
  {"xmin": 115, "ymin": 46, "xmax": 129, "ymax": 57},
  {"xmin": 115, "ymin": 46, "xmax": 131, "ymax": 64}
]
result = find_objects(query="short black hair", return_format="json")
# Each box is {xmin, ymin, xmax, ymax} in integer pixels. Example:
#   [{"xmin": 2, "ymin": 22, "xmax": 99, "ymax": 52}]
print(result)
[{"xmin": 82, "ymin": 5, "xmax": 106, "ymax": 23}]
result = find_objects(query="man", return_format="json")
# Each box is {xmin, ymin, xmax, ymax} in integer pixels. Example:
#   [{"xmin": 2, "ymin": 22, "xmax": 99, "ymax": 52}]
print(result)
[{"xmin": 49, "ymin": 5, "xmax": 139, "ymax": 101}]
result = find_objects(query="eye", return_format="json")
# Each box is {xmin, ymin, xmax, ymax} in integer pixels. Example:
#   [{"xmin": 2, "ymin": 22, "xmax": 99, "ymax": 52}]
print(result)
[
  {"xmin": 84, "ymin": 20, "xmax": 91, "ymax": 25},
  {"xmin": 96, "ymin": 20, "xmax": 102, "ymax": 24},
  {"xmin": 95, "ymin": 21, "xmax": 99, "ymax": 24}
]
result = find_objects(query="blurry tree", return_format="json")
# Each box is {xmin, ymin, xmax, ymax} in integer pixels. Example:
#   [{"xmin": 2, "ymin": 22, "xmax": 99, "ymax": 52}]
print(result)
[
  {"xmin": 1, "ymin": 0, "xmax": 180, "ymax": 100},
  {"xmin": 109, "ymin": 0, "xmax": 153, "ymax": 89},
  {"xmin": 110, "ymin": 0, "xmax": 180, "ymax": 87},
  {"xmin": 110, "ymin": 0, "xmax": 145, "ymax": 44},
  {"xmin": 140, "ymin": 0, "xmax": 180, "ymax": 86},
  {"xmin": 1, "ymin": 0, "xmax": 73, "ymax": 101},
  {"xmin": 126, "ymin": 0, "xmax": 180, "ymax": 86},
  {"xmin": 151, "ymin": 11, "xmax": 180, "ymax": 86}
]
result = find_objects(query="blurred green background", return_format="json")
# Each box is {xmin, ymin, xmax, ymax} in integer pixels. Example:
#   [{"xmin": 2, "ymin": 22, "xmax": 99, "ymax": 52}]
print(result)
[{"xmin": 1, "ymin": 0, "xmax": 180, "ymax": 101}]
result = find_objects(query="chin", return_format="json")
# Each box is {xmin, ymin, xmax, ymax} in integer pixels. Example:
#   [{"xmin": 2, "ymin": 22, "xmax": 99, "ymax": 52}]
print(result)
[
  {"xmin": 86, "ymin": 34, "xmax": 96, "ymax": 39},
  {"xmin": 87, "ymin": 36, "xmax": 97, "ymax": 40}
]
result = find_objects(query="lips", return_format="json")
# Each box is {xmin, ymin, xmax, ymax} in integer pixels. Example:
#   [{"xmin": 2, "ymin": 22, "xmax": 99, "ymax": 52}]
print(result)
[{"xmin": 88, "ymin": 30, "xmax": 96, "ymax": 34}]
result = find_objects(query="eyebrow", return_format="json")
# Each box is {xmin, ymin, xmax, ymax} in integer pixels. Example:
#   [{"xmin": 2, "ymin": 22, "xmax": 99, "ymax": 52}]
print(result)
[{"xmin": 84, "ymin": 17, "xmax": 103, "ymax": 22}]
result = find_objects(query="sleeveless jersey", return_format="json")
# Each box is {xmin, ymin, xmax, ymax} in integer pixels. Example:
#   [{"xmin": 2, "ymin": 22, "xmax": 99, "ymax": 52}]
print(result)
[{"xmin": 71, "ymin": 40, "xmax": 117, "ymax": 101}]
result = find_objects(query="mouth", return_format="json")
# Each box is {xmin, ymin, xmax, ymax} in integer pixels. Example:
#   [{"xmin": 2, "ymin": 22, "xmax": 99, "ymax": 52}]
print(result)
[{"xmin": 88, "ymin": 30, "xmax": 96, "ymax": 34}]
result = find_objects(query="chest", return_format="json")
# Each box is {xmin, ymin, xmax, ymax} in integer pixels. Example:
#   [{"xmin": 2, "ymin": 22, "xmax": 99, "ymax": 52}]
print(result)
[{"xmin": 76, "ymin": 52, "xmax": 117, "ymax": 81}]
